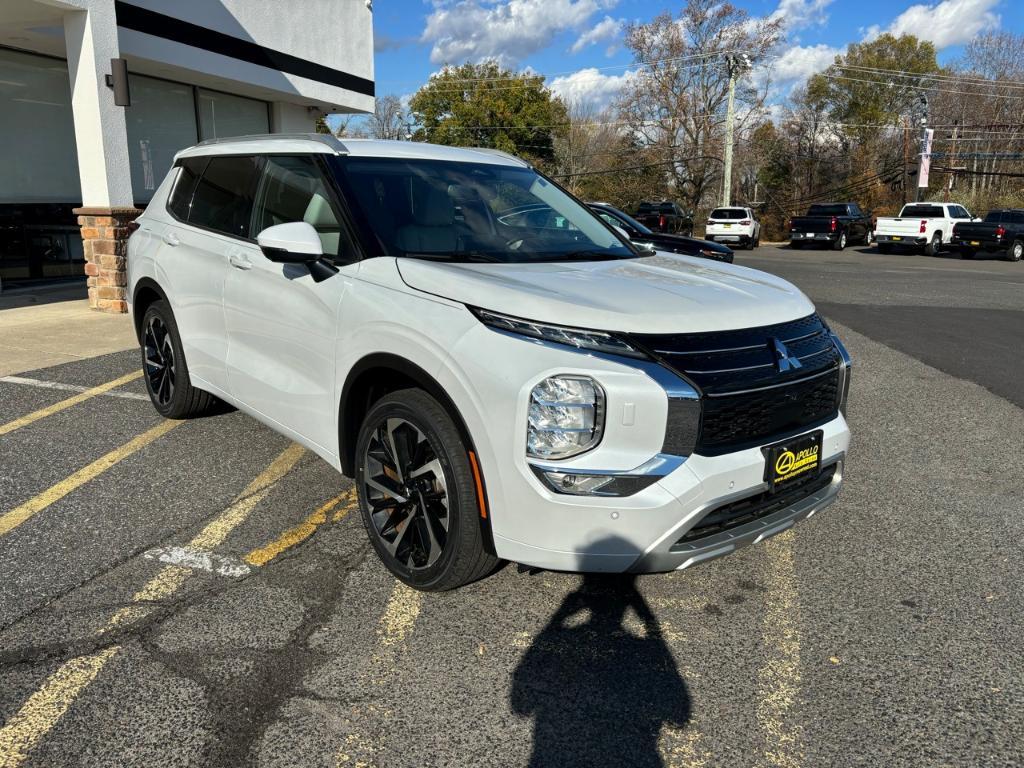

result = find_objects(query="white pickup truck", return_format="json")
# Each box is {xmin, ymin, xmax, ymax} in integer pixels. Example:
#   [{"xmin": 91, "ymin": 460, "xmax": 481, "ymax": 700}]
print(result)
[{"xmin": 874, "ymin": 202, "xmax": 976, "ymax": 256}]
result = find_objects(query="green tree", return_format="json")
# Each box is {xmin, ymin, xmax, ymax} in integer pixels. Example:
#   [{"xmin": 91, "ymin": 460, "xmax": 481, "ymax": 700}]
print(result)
[
  {"xmin": 807, "ymin": 34, "xmax": 939, "ymax": 144},
  {"xmin": 408, "ymin": 62, "xmax": 568, "ymax": 167}
]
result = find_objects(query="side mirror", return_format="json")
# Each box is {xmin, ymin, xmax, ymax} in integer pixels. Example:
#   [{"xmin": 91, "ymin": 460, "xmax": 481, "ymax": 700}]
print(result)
[{"xmin": 257, "ymin": 222, "xmax": 323, "ymax": 264}]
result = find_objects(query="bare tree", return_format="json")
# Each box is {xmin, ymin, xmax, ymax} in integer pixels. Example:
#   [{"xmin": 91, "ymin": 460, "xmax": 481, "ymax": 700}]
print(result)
[
  {"xmin": 615, "ymin": 0, "xmax": 781, "ymax": 215},
  {"xmin": 368, "ymin": 94, "xmax": 408, "ymax": 140}
]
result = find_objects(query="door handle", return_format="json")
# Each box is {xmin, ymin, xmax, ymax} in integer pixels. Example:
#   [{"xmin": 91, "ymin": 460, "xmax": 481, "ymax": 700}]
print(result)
[
  {"xmin": 229, "ymin": 252, "xmax": 253, "ymax": 270},
  {"xmin": 162, "ymin": 232, "xmax": 180, "ymax": 246}
]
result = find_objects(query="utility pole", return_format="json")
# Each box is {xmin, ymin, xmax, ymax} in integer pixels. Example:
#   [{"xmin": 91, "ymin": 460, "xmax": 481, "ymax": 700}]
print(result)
[
  {"xmin": 914, "ymin": 93, "xmax": 930, "ymax": 203},
  {"xmin": 721, "ymin": 53, "xmax": 751, "ymax": 207},
  {"xmin": 902, "ymin": 116, "xmax": 909, "ymax": 206},
  {"xmin": 945, "ymin": 121, "xmax": 959, "ymax": 201}
]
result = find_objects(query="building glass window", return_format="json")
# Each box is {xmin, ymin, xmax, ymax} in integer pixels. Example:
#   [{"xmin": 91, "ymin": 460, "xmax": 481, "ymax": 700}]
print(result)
[
  {"xmin": 197, "ymin": 89, "xmax": 270, "ymax": 140},
  {"xmin": 125, "ymin": 74, "xmax": 199, "ymax": 204}
]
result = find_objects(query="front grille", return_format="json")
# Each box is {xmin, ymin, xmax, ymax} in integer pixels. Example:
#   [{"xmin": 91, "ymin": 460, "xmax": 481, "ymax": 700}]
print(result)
[
  {"xmin": 671, "ymin": 464, "xmax": 837, "ymax": 549},
  {"xmin": 629, "ymin": 314, "xmax": 841, "ymax": 455}
]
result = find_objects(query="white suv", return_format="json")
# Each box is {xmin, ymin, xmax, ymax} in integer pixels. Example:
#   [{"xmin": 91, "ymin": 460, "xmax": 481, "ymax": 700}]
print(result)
[
  {"xmin": 128, "ymin": 134, "xmax": 851, "ymax": 590},
  {"xmin": 705, "ymin": 207, "xmax": 761, "ymax": 249}
]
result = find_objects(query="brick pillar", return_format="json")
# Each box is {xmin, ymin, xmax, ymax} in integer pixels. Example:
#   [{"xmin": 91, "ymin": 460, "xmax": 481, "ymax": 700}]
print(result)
[{"xmin": 74, "ymin": 206, "xmax": 141, "ymax": 313}]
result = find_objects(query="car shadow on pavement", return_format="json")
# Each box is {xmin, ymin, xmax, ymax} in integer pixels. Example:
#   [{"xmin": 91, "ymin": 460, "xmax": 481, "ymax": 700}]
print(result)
[{"xmin": 510, "ymin": 554, "xmax": 691, "ymax": 768}]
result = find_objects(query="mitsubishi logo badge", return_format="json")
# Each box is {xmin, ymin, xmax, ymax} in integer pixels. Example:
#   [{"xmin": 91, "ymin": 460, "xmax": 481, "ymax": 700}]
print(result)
[{"xmin": 771, "ymin": 338, "xmax": 803, "ymax": 373}]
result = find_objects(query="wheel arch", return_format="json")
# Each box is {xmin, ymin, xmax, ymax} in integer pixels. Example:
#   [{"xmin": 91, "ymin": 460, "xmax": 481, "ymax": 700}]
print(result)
[
  {"xmin": 131, "ymin": 278, "xmax": 170, "ymax": 342},
  {"xmin": 339, "ymin": 353, "xmax": 495, "ymax": 553}
]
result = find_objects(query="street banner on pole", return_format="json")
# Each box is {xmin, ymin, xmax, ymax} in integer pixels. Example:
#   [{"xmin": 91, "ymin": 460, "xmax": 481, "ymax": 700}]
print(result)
[{"xmin": 919, "ymin": 128, "xmax": 934, "ymax": 188}]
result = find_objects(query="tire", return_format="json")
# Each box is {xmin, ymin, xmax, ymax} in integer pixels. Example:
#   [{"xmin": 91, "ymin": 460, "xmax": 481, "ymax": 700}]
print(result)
[
  {"xmin": 833, "ymin": 232, "xmax": 847, "ymax": 251},
  {"xmin": 745, "ymin": 237, "xmax": 755, "ymax": 250},
  {"xmin": 355, "ymin": 388, "xmax": 498, "ymax": 591},
  {"xmin": 878, "ymin": 243, "xmax": 892, "ymax": 254},
  {"xmin": 864, "ymin": 230, "xmax": 873, "ymax": 246},
  {"xmin": 1006, "ymin": 239, "xmax": 1023, "ymax": 262},
  {"xmin": 924, "ymin": 232, "xmax": 942, "ymax": 257},
  {"xmin": 140, "ymin": 300, "xmax": 219, "ymax": 419},
  {"xmin": 960, "ymin": 248, "xmax": 975, "ymax": 260}
]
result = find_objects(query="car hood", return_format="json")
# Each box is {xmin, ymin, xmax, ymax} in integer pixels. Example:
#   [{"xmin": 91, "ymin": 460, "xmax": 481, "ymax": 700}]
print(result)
[{"xmin": 396, "ymin": 252, "xmax": 815, "ymax": 334}]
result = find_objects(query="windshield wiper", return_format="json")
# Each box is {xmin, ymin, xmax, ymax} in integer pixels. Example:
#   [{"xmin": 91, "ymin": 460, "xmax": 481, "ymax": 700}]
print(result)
[
  {"xmin": 556, "ymin": 250, "xmax": 632, "ymax": 262},
  {"xmin": 403, "ymin": 252, "xmax": 501, "ymax": 263}
]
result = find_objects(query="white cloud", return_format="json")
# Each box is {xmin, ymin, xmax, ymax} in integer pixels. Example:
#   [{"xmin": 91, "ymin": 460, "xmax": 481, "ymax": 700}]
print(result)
[
  {"xmin": 877, "ymin": 0, "xmax": 1000, "ymax": 49},
  {"xmin": 753, "ymin": 43, "xmax": 840, "ymax": 99},
  {"xmin": 422, "ymin": 0, "xmax": 616, "ymax": 67},
  {"xmin": 548, "ymin": 67, "xmax": 636, "ymax": 111},
  {"xmin": 768, "ymin": 0, "xmax": 834, "ymax": 30},
  {"xmin": 570, "ymin": 16, "xmax": 621, "ymax": 54}
]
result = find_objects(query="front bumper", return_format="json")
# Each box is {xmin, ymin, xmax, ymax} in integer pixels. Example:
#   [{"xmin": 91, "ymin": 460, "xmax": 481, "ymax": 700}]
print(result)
[{"xmin": 492, "ymin": 413, "xmax": 851, "ymax": 573}]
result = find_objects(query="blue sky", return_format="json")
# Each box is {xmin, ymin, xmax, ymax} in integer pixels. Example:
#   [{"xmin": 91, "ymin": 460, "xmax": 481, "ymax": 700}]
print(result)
[{"xmin": 368, "ymin": 0, "xmax": 1020, "ymax": 112}]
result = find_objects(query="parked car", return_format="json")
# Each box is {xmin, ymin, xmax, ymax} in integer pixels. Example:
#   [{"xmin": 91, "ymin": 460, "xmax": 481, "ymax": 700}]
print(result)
[
  {"xmin": 789, "ymin": 202, "xmax": 873, "ymax": 250},
  {"xmin": 874, "ymin": 202, "xmax": 975, "ymax": 255},
  {"xmin": 128, "ymin": 134, "xmax": 852, "ymax": 590},
  {"xmin": 588, "ymin": 202, "xmax": 733, "ymax": 262},
  {"xmin": 634, "ymin": 201, "xmax": 693, "ymax": 235},
  {"xmin": 951, "ymin": 209, "xmax": 1024, "ymax": 261},
  {"xmin": 704, "ymin": 206, "xmax": 761, "ymax": 249}
]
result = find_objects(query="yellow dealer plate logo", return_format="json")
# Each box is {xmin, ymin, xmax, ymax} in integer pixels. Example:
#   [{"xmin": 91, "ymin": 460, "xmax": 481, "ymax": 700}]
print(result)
[{"xmin": 766, "ymin": 431, "xmax": 823, "ymax": 488}]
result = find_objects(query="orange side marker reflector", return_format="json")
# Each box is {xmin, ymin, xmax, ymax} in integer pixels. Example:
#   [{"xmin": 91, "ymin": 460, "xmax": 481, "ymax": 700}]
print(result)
[{"xmin": 467, "ymin": 451, "xmax": 487, "ymax": 519}]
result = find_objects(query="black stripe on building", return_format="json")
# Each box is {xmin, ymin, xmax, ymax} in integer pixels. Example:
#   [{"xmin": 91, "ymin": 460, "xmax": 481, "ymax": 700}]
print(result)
[{"xmin": 114, "ymin": 1, "xmax": 375, "ymax": 98}]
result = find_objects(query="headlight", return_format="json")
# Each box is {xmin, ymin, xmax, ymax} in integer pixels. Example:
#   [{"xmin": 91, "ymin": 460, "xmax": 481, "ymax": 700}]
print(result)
[
  {"xmin": 472, "ymin": 307, "xmax": 646, "ymax": 359},
  {"xmin": 527, "ymin": 375, "xmax": 604, "ymax": 459}
]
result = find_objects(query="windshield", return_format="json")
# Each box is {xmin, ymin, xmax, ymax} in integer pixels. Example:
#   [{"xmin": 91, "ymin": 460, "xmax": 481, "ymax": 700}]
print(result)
[
  {"xmin": 596, "ymin": 206, "xmax": 653, "ymax": 235},
  {"xmin": 808, "ymin": 204, "xmax": 849, "ymax": 216},
  {"xmin": 332, "ymin": 157, "xmax": 636, "ymax": 263}
]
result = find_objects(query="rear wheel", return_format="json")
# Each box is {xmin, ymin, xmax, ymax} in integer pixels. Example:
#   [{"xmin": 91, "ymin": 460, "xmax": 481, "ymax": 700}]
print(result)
[
  {"xmin": 355, "ymin": 388, "xmax": 498, "ymax": 591},
  {"xmin": 924, "ymin": 232, "xmax": 942, "ymax": 256},
  {"xmin": 1006, "ymin": 239, "xmax": 1023, "ymax": 262},
  {"xmin": 140, "ymin": 301, "xmax": 219, "ymax": 419},
  {"xmin": 832, "ymin": 232, "xmax": 847, "ymax": 251}
]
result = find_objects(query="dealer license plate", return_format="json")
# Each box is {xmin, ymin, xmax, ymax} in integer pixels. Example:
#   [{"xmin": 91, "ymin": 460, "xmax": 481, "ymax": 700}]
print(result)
[
  {"xmin": 723, "ymin": 223, "xmax": 732, "ymax": 228},
  {"xmin": 970, "ymin": 240, "xmax": 980, "ymax": 246},
  {"xmin": 763, "ymin": 431, "xmax": 823, "ymax": 491},
  {"xmin": 892, "ymin": 236, "xmax": 902, "ymax": 241}
]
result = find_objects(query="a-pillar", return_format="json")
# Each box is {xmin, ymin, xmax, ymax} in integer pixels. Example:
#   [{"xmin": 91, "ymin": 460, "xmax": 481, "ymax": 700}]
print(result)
[{"xmin": 63, "ymin": 0, "xmax": 137, "ymax": 313}]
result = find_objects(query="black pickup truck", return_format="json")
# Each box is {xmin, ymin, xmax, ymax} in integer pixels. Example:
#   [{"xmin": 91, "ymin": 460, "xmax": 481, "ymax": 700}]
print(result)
[
  {"xmin": 635, "ymin": 201, "xmax": 693, "ymax": 235},
  {"xmin": 789, "ymin": 202, "xmax": 873, "ymax": 250},
  {"xmin": 951, "ymin": 209, "xmax": 1024, "ymax": 261}
]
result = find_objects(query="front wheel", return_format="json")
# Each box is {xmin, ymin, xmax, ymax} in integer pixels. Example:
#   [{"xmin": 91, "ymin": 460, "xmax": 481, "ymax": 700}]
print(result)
[
  {"xmin": 864, "ymin": 230, "xmax": 873, "ymax": 246},
  {"xmin": 833, "ymin": 232, "xmax": 847, "ymax": 251},
  {"xmin": 1006, "ymin": 240, "xmax": 1023, "ymax": 262},
  {"xmin": 355, "ymin": 389, "xmax": 498, "ymax": 591}
]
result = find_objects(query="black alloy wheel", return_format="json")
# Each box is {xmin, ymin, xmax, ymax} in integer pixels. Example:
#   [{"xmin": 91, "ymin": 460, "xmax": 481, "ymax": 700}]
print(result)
[
  {"xmin": 144, "ymin": 315, "xmax": 175, "ymax": 407},
  {"xmin": 355, "ymin": 388, "xmax": 498, "ymax": 590},
  {"xmin": 363, "ymin": 416, "xmax": 450, "ymax": 570},
  {"xmin": 139, "ymin": 300, "xmax": 219, "ymax": 419}
]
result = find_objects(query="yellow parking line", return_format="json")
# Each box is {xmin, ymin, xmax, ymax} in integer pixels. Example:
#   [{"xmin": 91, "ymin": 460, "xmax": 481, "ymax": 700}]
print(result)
[
  {"xmin": 0, "ymin": 647, "xmax": 119, "ymax": 768},
  {"xmin": 244, "ymin": 487, "xmax": 356, "ymax": 567},
  {"xmin": 0, "ymin": 419, "xmax": 181, "ymax": 538},
  {"xmin": 0, "ymin": 444, "xmax": 306, "ymax": 767},
  {"xmin": 0, "ymin": 370, "xmax": 143, "ymax": 436},
  {"xmin": 756, "ymin": 530, "xmax": 804, "ymax": 768}
]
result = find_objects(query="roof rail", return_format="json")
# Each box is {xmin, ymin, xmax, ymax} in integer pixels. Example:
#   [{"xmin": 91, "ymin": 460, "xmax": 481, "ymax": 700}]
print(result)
[{"xmin": 193, "ymin": 133, "xmax": 348, "ymax": 154}]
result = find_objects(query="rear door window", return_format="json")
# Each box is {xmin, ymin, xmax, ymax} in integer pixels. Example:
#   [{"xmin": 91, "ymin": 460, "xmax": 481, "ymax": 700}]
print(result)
[
  {"xmin": 188, "ymin": 155, "xmax": 261, "ymax": 238},
  {"xmin": 1011, "ymin": 211, "xmax": 1024, "ymax": 225}
]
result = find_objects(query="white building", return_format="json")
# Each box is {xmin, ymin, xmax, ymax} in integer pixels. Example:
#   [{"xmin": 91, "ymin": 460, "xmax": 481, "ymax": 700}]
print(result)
[{"xmin": 0, "ymin": 0, "xmax": 374, "ymax": 308}]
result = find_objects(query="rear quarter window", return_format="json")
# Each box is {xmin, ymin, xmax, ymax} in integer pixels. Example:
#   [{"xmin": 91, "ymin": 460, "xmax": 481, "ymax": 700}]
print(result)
[{"xmin": 166, "ymin": 157, "xmax": 205, "ymax": 221}]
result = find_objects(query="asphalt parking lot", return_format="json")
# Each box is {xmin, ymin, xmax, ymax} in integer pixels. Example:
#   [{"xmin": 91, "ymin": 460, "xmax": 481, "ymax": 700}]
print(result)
[{"xmin": 1, "ymin": 244, "xmax": 1022, "ymax": 768}]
